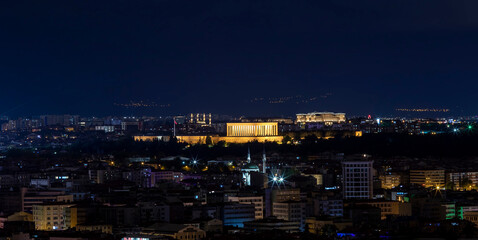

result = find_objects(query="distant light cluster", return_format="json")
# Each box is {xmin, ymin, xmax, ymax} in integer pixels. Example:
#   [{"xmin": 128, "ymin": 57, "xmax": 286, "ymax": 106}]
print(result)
[
  {"xmin": 396, "ymin": 108, "xmax": 450, "ymax": 112},
  {"xmin": 114, "ymin": 101, "xmax": 170, "ymax": 108},
  {"xmin": 250, "ymin": 94, "xmax": 331, "ymax": 104}
]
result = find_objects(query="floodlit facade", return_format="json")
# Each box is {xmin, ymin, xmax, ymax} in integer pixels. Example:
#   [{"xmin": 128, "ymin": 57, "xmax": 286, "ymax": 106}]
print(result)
[
  {"xmin": 133, "ymin": 136, "xmax": 170, "ymax": 142},
  {"xmin": 296, "ymin": 112, "xmax": 346, "ymax": 125},
  {"xmin": 410, "ymin": 169, "xmax": 445, "ymax": 188},
  {"xmin": 33, "ymin": 203, "xmax": 76, "ymax": 231},
  {"xmin": 135, "ymin": 122, "xmax": 283, "ymax": 144},
  {"xmin": 226, "ymin": 122, "xmax": 278, "ymax": 137},
  {"xmin": 380, "ymin": 173, "xmax": 401, "ymax": 189}
]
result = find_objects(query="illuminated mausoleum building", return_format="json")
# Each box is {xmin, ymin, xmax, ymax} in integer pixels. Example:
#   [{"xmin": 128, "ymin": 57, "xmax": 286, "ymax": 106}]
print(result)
[
  {"xmin": 227, "ymin": 122, "xmax": 278, "ymax": 137},
  {"xmin": 296, "ymin": 112, "xmax": 346, "ymax": 126},
  {"xmin": 135, "ymin": 122, "xmax": 283, "ymax": 144}
]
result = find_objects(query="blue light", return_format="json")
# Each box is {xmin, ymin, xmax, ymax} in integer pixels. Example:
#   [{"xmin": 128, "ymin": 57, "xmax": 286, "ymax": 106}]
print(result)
[{"xmin": 337, "ymin": 233, "xmax": 356, "ymax": 237}]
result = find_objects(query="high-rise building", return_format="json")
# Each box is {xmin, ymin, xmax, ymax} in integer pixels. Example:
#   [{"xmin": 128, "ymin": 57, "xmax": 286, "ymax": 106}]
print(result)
[{"xmin": 342, "ymin": 160, "xmax": 374, "ymax": 199}]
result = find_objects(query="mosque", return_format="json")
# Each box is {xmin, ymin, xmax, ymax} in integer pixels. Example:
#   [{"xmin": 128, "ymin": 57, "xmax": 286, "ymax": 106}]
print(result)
[{"xmin": 241, "ymin": 147, "xmax": 267, "ymax": 186}]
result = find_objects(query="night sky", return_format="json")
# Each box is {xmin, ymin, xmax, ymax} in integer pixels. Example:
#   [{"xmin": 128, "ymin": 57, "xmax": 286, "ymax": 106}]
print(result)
[{"xmin": 1, "ymin": 1, "xmax": 478, "ymax": 117}]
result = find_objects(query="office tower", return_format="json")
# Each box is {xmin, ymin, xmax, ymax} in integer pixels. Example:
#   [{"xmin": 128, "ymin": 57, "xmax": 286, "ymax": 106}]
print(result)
[{"xmin": 342, "ymin": 160, "xmax": 374, "ymax": 199}]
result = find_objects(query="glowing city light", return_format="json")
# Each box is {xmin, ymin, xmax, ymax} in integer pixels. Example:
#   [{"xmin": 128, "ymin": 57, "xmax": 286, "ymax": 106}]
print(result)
[{"xmin": 270, "ymin": 171, "xmax": 287, "ymax": 189}]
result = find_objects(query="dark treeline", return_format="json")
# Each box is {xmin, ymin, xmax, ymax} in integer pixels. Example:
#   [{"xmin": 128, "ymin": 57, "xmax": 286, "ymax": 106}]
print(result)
[
  {"xmin": 69, "ymin": 133, "xmax": 478, "ymax": 160},
  {"xmin": 5, "ymin": 133, "xmax": 478, "ymax": 164}
]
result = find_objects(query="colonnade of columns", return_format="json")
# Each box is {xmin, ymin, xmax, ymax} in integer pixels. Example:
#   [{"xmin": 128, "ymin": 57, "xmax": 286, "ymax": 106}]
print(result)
[{"xmin": 227, "ymin": 124, "xmax": 278, "ymax": 136}]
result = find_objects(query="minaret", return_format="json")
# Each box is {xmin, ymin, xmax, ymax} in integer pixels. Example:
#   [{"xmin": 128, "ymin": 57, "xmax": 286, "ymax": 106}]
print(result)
[
  {"xmin": 247, "ymin": 147, "xmax": 251, "ymax": 163},
  {"xmin": 262, "ymin": 147, "xmax": 266, "ymax": 173}
]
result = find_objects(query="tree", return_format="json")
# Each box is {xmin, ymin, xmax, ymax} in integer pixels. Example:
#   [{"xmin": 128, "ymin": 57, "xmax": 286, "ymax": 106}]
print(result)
[
  {"xmin": 205, "ymin": 136, "xmax": 212, "ymax": 145},
  {"xmin": 216, "ymin": 140, "xmax": 226, "ymax": 148},
  {"xmin": 461, "ymin": 177, "xmax": 474, "ymax": 190},
  {"xmin": 303, "ymin": 134, "xmax": 319, "ymax": 145},
  {"xmin": 282, "ymin": 135, "xmax": 292, "ymax": 144},
  {"xmin": 445, "ymin": 181, "xmax": 456, "ymax": 191}
]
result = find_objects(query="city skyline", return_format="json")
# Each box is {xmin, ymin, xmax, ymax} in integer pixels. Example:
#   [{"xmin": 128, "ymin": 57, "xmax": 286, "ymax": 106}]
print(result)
[
  {"xmin": 2, "ymin": 1, "xmax": 478, "ymax": 117},
  {"xmin": 3, "ymin": 2, "xmax": 478, "ymax": 239}
]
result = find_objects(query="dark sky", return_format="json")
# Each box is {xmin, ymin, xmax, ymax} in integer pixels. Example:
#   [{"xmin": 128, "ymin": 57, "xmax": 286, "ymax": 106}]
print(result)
[{"xmin": 1, "ymin": 1, "xmax": 478, "ymax": 117}]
